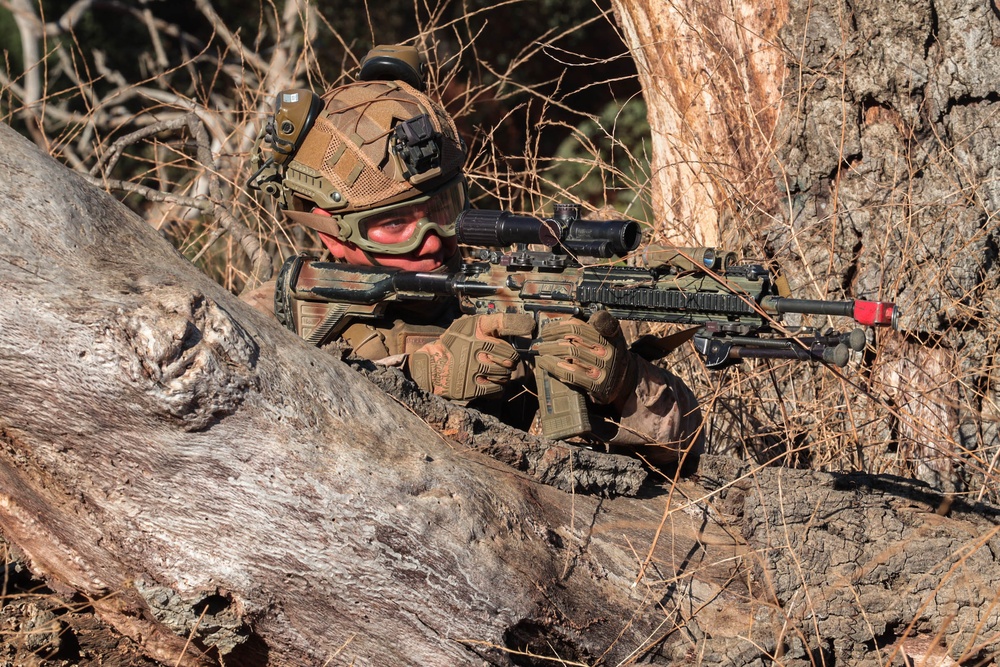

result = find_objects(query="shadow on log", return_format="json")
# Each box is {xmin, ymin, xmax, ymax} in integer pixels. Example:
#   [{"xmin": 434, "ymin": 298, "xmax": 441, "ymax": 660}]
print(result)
[{"xmin": 0, "ymin": 123, "xmax": 998, "ymax": 666}]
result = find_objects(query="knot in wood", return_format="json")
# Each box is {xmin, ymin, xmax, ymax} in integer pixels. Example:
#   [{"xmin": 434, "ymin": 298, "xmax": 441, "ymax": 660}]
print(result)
[{"xmin": 120, "ymin": 289, "xmax": 259, "ymax": 430}]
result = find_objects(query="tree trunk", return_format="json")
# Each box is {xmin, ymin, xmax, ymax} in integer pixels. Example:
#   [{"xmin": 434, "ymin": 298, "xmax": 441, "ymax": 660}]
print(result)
[
  {"xmin": 610, "ymin": 0, "xmax": 788, "ymax": 247},
  {"xmin": 613, "ymin": 0, "xmax": 1000, "ymax": 498},
  {"xmin": 2, "ymin": 121, "xmax": 1000, "ymax": 666}
]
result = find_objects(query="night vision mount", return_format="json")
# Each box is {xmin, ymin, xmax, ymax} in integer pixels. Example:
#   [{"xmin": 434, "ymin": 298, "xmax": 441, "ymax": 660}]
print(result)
[{"xmin": 361, "ymin": 45, "xmax": 442, "ymax": 180}]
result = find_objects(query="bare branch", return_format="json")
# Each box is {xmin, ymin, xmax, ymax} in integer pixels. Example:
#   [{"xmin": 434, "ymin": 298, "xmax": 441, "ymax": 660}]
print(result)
[
  {"xmin": 89, "ymin": 113, "xmax": 272, "ymax": 288},
  {"xmin": 192, "ymin": 0, "xmax": 269, "ymax": 74},
  {"xmin": 139, "ymin": 5, "xmax": 169, "ymax": 72},
  {"xmin": 8, "ymin": 0, "xmax": 42, "ymax": 105}
]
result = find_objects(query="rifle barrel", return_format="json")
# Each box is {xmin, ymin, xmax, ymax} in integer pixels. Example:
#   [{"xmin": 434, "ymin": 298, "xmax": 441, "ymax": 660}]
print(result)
[
  {"xmin": 770, "ymin": 297, "xmax": 898, "ymax": 329},
  {"xmin": 771, "ymin": 298, "xmax": 854, "ymax": 317}
]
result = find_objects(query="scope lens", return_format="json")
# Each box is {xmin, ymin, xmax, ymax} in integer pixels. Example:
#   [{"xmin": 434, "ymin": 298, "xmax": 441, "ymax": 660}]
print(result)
[
  {"xmin": 702, "ymin": 248, "xmax": 716, "ymax": 268},
  {"xmin": 619, "ymin": 223, "xmax": 641, "ymax": 254}
]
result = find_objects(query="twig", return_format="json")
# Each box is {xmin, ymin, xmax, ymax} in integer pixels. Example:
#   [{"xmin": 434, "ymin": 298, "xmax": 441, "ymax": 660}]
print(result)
[{"xmin": 88, "ymin": 113, "xmax": 272, "ymax": 288}]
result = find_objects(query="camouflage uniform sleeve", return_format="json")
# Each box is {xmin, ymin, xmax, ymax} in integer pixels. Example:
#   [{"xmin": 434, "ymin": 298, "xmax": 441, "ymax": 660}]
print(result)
[
  {"xmin": 239, "ymin": 280, "xmax": 278, "ymax": 320},
  {"xmin": 604, "ymin": 356, "xmax": 704, "ymax": 466}
]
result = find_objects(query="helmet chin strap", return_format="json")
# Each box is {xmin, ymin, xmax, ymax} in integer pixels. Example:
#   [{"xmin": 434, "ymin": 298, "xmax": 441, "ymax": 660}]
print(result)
[{"xmin": 361, "ymin": 248, "xmax": 385, "ymax": 266}]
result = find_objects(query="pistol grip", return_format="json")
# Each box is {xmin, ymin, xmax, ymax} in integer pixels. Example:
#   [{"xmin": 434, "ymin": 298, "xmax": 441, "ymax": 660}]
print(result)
[{"xmin": 533, "ymin": 366, "xmax": 591, "ymax": 440}]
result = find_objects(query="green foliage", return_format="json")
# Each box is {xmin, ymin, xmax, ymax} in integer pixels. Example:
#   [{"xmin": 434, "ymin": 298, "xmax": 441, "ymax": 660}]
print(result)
[
  {"xmin": 0, "ymin": 9, "xmax": 20, "ymax": 72},
  {"xmin": 548, "ymin": 98, "xmax": 653, "ymax": 222}
]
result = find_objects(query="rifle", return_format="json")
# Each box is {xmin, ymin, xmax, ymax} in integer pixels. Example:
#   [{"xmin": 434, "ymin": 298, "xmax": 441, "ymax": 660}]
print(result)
[{"xmin": 275, "ymin": 204, "xmax": 898, "ymax": 440}]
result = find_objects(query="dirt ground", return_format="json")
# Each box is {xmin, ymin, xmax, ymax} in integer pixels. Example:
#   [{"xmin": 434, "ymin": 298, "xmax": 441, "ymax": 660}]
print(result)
[{"xmin": 1, "ymin": 549, "xmax": 157, "ymax": 667}]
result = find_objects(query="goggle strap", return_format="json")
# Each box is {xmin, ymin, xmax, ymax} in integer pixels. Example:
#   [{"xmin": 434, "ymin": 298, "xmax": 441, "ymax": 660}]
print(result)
[{"xmin": 283, "ymin": 209, "xmax": 350, "ymax": 240}]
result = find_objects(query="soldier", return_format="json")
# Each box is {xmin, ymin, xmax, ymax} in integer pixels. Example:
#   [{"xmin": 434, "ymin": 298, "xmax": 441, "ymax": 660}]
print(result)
[{"xmin": 246, "ymin": 45, "xmax": 702, "ymax": 471}]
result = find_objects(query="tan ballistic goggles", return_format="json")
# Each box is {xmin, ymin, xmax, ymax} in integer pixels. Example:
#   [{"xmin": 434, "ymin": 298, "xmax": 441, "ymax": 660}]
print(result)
[{"xmin": 334, "ymin": 177, "xmax": 467, "ymax": 254}]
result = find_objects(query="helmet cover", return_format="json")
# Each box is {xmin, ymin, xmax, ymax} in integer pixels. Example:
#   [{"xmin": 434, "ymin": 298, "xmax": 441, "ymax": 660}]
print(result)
[{"xmin": 261, "ymin": 80, "xmax": 465, "ymax": 216}]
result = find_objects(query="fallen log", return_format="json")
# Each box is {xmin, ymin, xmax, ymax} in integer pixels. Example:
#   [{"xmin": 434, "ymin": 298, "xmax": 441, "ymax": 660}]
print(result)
[{"xmin": 0, "ymin": 122, "xmax": 745, "ymax": 665}]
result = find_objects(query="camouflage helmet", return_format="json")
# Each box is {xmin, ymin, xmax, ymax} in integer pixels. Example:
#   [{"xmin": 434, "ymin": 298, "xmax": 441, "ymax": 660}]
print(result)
[{"xmin": 249, "ymin": 47, "xmax": 467, "ymax": 233}]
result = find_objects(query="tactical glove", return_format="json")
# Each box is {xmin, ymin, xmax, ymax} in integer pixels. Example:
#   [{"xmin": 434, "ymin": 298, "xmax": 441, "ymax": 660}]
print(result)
[
  {"xmin": 532, "ymin": 311, "xmax": 635, "ymax": 405},
  {"xmin": 409, "ymin": 313, "xmax": 535, "ymax": 400}
]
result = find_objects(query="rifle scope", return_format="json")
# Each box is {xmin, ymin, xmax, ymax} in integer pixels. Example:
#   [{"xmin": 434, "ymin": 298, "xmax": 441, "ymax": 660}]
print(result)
[{"xmin": 456, "ymin": 206, "xmax": 641, "ymax": 258}]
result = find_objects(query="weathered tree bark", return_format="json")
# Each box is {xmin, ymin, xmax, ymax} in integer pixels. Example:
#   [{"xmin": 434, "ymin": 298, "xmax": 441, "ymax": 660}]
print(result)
[
  {"xmin": 610, "ymin": 0, "xmax": 788, "ymax": 247},
  {"xmin": 612, "ymin": 0, "xmax": 1000, "ymax": 497},
  {"xmin": 2, "ymin": 121, "xmax": 1000, "ymax": 667},
  {"xmin": 765, "ymin": 0, "xmax": 1000, "ymax": 494}
]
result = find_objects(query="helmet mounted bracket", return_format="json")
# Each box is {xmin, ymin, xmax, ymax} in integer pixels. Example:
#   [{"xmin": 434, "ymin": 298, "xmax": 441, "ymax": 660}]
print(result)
[
  {"xmin": 247, "ymin": 88, "xmax": 324, "ymax": 200},
  {"xmin": 392, "ymin": 114, "xmax": 443, "ymax": 184}
]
